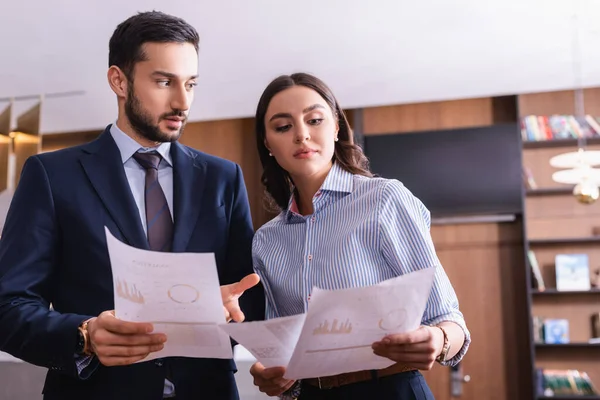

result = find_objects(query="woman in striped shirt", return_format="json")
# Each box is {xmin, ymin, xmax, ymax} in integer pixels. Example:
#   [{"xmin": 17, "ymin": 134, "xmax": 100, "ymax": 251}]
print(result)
[{"xmin": 249, "ymin": 73, "xmax": 470, "ymax": 400}]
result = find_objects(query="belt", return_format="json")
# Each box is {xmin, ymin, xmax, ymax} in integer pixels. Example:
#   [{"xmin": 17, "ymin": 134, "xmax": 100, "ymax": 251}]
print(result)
[{"xmin": 303, "ymin": 363, "xmax": 416, "ymax": 389}]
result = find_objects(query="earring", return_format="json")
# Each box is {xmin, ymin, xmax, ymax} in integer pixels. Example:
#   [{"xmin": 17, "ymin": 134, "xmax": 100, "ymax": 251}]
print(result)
[
  {"xmin": 334, "ymin": 137, "xmax": 339, "ymax": 142},
  {"xmin": 269, "ymin": 152, "xmax": 273, "ymax": 156}
]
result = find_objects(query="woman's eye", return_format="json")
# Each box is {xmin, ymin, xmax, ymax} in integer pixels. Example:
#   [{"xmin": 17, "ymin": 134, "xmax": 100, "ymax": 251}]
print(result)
[
  {"xmin": 308, "ymin": 118, "xmax": 324, "ymax": 125},
  {"xmin": 275, "ymin": 125, "xmax": 291, "ymax": 132}
]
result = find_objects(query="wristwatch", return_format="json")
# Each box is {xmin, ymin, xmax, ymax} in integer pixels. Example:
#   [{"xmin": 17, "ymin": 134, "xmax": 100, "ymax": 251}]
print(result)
[
  {"xmin": 76, "ymin": 319, "xmax": 94, "ymax": 356},
  {"xmin": 435, "ymin": 325, "xmax": 451, "ymax": 363}
]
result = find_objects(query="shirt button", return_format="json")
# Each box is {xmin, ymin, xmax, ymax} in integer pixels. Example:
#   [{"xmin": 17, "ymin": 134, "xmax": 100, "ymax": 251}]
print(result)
[
  {"xmin": 311, "ymin": 216, "xmax": 316, "ymax": 222},
  {"xmin": 308, "ymin": 255, "xmax": 313, "ymax": 261},
  {"xmin": 155, "ymin": 359, "xmax": 164, "ymax": 367}
]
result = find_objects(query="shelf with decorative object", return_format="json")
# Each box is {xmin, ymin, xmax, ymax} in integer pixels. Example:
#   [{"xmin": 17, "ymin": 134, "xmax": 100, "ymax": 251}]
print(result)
[{"xmin": 526, "ymin": 187, "xmax": 574, "ymax": 196}]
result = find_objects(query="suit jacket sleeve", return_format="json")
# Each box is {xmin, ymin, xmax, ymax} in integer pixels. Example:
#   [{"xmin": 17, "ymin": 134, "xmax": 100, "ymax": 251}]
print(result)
[
  {"xmin": 224, "ymin": 164, "xmax": 265, "ymax": 322},
  {"xmin": 0, "ymin": 156, "xmax": 92, "ymax": 376}
]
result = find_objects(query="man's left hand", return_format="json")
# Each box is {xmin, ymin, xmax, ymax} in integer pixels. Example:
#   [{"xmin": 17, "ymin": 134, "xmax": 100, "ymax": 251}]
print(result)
[{"xmin": 220, "ymin": 273, "xmax": 261, "ymax": 323}]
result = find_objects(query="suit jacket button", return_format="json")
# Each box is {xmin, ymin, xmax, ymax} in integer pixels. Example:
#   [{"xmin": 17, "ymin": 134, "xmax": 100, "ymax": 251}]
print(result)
[{"xmin": 155, "ymin": 359, "xmax": 164, "ymax": 367}]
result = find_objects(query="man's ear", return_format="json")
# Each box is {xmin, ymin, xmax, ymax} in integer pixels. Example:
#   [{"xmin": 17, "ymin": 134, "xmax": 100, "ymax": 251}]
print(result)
[{"xmin": 107, "ymin": 66, "xmax": 128, "ymax": 99}]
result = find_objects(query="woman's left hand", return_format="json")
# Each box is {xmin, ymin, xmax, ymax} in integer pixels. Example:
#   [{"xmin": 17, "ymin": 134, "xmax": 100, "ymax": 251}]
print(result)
[{"xmin": 371, "ymin": 325, "xmax": 445, "ymax": 370}]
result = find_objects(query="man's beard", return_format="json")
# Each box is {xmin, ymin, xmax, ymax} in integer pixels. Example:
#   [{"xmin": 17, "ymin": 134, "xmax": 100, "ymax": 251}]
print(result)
[{"xmin": 125, "ymin": 86, "xmax": 187, "ymax": 143}]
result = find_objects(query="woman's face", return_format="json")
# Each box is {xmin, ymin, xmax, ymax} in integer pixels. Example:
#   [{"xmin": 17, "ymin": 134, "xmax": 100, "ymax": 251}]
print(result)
[{"xmin": 263, "ymin": 85, "xmax": 338, "ymax": 182}]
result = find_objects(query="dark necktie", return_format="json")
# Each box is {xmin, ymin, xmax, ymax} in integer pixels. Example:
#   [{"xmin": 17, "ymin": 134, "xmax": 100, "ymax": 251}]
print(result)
[{"xmin": 132, "ymin": 151, "xmax": 173, "ymax": 252}]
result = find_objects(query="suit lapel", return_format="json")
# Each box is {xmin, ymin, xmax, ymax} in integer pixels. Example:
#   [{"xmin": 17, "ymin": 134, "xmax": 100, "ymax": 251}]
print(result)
[
  {"xmin": 79, "ymin": 128, "xmax": 149, "ymax": 250},
  {"xmin": 171, "ymin": 142, "xmax": 206, "ymax": 252}
]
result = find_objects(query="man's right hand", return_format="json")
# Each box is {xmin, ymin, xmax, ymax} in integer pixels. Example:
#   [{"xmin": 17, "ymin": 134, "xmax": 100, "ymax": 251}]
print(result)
[
  {"xmin": 87, "ymin": 310, "xmax": 167, "ymax": 366},
  {"xmin": 249, "ymin": 362, "xmax": 295, "ymax": 397}
]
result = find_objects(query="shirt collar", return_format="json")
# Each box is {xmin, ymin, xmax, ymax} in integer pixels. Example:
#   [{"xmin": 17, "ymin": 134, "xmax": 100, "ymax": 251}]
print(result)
[
  {"xmin": 285, "ymin": 162, "xmax": 354, "ymax": 218},
  {"xmin": 320, "ymin": 161, "xmax": 354, "ymax": 194},
  {"xmin": 109, "ymin": 123, "xmax": 173, "ymax": 167}
]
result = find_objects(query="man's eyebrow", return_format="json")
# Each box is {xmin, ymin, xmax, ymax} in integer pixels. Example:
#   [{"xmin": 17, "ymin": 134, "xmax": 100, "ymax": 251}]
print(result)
[{"xmin": 151, "ymin": 71, "xmax": 199, "ymax": 80}]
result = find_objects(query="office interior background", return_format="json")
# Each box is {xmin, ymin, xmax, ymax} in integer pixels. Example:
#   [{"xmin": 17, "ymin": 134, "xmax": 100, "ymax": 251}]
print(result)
[{"xmin": 1, "ymin": 0, "xmax": 600, "ymax": 399}]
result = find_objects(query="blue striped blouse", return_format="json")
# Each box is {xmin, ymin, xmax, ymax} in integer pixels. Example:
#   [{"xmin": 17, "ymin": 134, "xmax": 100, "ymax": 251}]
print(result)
[{"xmin": 252, "ymin": 162, "xmax": 470, "ymax": 366}]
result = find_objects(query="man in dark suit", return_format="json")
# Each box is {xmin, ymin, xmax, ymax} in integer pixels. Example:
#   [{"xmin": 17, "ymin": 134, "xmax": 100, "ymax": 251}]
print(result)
[{"xmin": 0, "ymin": 11, "xmax": 264, "ymax": 400}]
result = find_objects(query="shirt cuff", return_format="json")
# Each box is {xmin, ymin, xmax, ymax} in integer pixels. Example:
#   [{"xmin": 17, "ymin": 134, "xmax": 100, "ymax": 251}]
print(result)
[
  {"xmin": 426, "ymin": 315, "xmax": 471, "ymax": 367},
  {"xmin": 74, "ymin": 354, "xmax": 100, "ymax": 380},
  {"xmin": 279, "ymin": 380, "xmax": 301, "ymax": 400}
]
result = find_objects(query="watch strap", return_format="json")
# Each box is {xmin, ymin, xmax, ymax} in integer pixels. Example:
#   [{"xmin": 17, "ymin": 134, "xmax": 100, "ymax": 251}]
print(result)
[
  {"xmin": 77, "ymin": 318, "xmax": 94, "ymax": 356},
  {"xmin": 435, "ymin": 325, "xmax": 450, "ymax": 362}
]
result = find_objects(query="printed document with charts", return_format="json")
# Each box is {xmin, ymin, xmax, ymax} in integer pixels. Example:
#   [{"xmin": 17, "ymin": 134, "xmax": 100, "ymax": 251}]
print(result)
[
  {"xmin": 219, "ymin": 267, "xmax": 435, "ymax": 380},
  {"xmin": 104, "ymin": 227, "xmax": 233, "ymax": 361}
]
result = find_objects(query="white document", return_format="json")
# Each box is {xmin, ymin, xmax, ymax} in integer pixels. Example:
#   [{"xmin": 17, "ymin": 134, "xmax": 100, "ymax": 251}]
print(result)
[
  {"xmin": 220, "ymin": 314, "xmax": 306, "ymax": 368},
  {"xmin": 105, "ymin": 227, "xmax": 233, "ymax": 361},
  {"xmin": 218, "ymin": 267, "xmax": 435, "ymax": 380},
  {"xmin": 0, "ymin": 351, "xmax": 22, "ymax": 363},
  {"xmin": 286, "ymin": 267, "xmax": 435, "ymax": 379}
]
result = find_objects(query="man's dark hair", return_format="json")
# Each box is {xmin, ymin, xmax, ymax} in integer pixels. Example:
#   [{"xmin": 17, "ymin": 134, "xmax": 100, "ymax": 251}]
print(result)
[{"xmin": 108, "ymin": 11, "xmax": 199, "ymax": 80}]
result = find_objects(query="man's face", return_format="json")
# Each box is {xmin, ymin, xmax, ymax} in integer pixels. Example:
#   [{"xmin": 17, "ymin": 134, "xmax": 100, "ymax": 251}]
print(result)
[{"xmin": 125, "ymin": 42, "xmax": 198, "ymax": 143}]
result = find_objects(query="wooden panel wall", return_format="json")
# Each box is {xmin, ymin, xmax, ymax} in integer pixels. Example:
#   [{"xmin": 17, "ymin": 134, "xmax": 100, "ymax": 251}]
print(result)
[
  {"xmin": 361, "ymin": 96, "xmax": 517, "ymax": 135},
  {"xmin": 179, "ymin": 118, "xmax": 275, "ymax": 229},
  {"xmin": 41, "ymin": 130, "xmax": 101, "ymax": 153},
  {"xmin": 518, "ymin": 88, "xmax": 600, "ymax": 117},
  {"xmin": 423, "ymin": 221, "xmax": 530, "ymax": 400},
  {"xmin": 0, "ymin": 104, "xmax": 11, "ymax": 135}
]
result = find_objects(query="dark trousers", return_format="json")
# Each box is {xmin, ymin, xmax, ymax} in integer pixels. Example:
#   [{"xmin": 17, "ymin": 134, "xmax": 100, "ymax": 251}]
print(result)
[{"xmin": 299, "ymin": 370, "xmax": 435, "ymax": 400}]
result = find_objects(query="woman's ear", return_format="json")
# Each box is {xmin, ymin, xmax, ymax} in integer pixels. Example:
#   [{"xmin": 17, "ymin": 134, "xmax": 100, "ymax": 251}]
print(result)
[{"xmin": 264, "ymin": 139, "xmax": 272, "ymax": 156}]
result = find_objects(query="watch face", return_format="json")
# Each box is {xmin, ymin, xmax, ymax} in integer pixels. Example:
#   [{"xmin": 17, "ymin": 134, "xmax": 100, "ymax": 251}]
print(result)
[
  {"xmin": 76, "ymin": 329, "xmax": 85, "ymax": 354},
  {"xmin": 441, "ymin": 344, "xmax": 450, "ymax": 360}
]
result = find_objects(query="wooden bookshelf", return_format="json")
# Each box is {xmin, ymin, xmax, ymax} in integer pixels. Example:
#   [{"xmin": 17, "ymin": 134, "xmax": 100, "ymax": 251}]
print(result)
[
  {"xmin": 529, "ymin": 237, "xmax": 600, "ymax": 246},
  {"xmin": 537, "ymin": 396, "xmax": 600, "ymax": 400},
  {"xmin": 523, "ymin": 137, "xmax": 600, "ymax": 149},
  {"xmin": 527, "ymin": 188, "xmax": 574, "ymax": 197},
  {"xmin": 520, "ymin": 87, "xmax": 600, "ymax": 400},
  {"xmin": 532, "ymin": 288, "xmax": 600, "ymax": 296},
  {"xmin": 535, "ymin": 343, "xmax": 600, "ymax": 349}
]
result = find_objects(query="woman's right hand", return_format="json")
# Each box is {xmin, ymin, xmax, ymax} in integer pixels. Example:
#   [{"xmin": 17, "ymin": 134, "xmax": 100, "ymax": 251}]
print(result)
[{"xmin": 249, "ymin": 362, "xmax": 296, "ymax": 396}]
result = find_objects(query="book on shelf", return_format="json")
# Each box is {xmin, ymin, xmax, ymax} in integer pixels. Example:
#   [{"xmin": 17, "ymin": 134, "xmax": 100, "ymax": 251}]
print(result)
[
  {"xmin": 543, "ymin": 319, "xmax": 570, "ymax": 344},
  {"xmin": 556, "ymin": 254, "xmax": 591, "ymax": 291},
  {"xmin": 523, "ymin": 166, "xmax": 538, "ymax": 189},
  {"xmin": 533, "ymin": 316, "xmax": 545, "ymax": 343},
  {"xmin": 528, "ymin": 250, "xmax": 545, "ymax": 290},
  {"xmin": 521, "ymin": 114, "xmax": 600, "ymax": 142},
  {"xmin": 592, "ymin": 268, "xmax": 600, "ymax": 288},
  {"xmin": 536, "ymin": 368, "xmax": 598, "ymax": 397},
  {"xmin": 532, "ymin": 317, "xmax": 572, "ymax": 344},
  {"xmin": 592, "ymin": 313, "xmax": 600, "ymax": 339}
]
